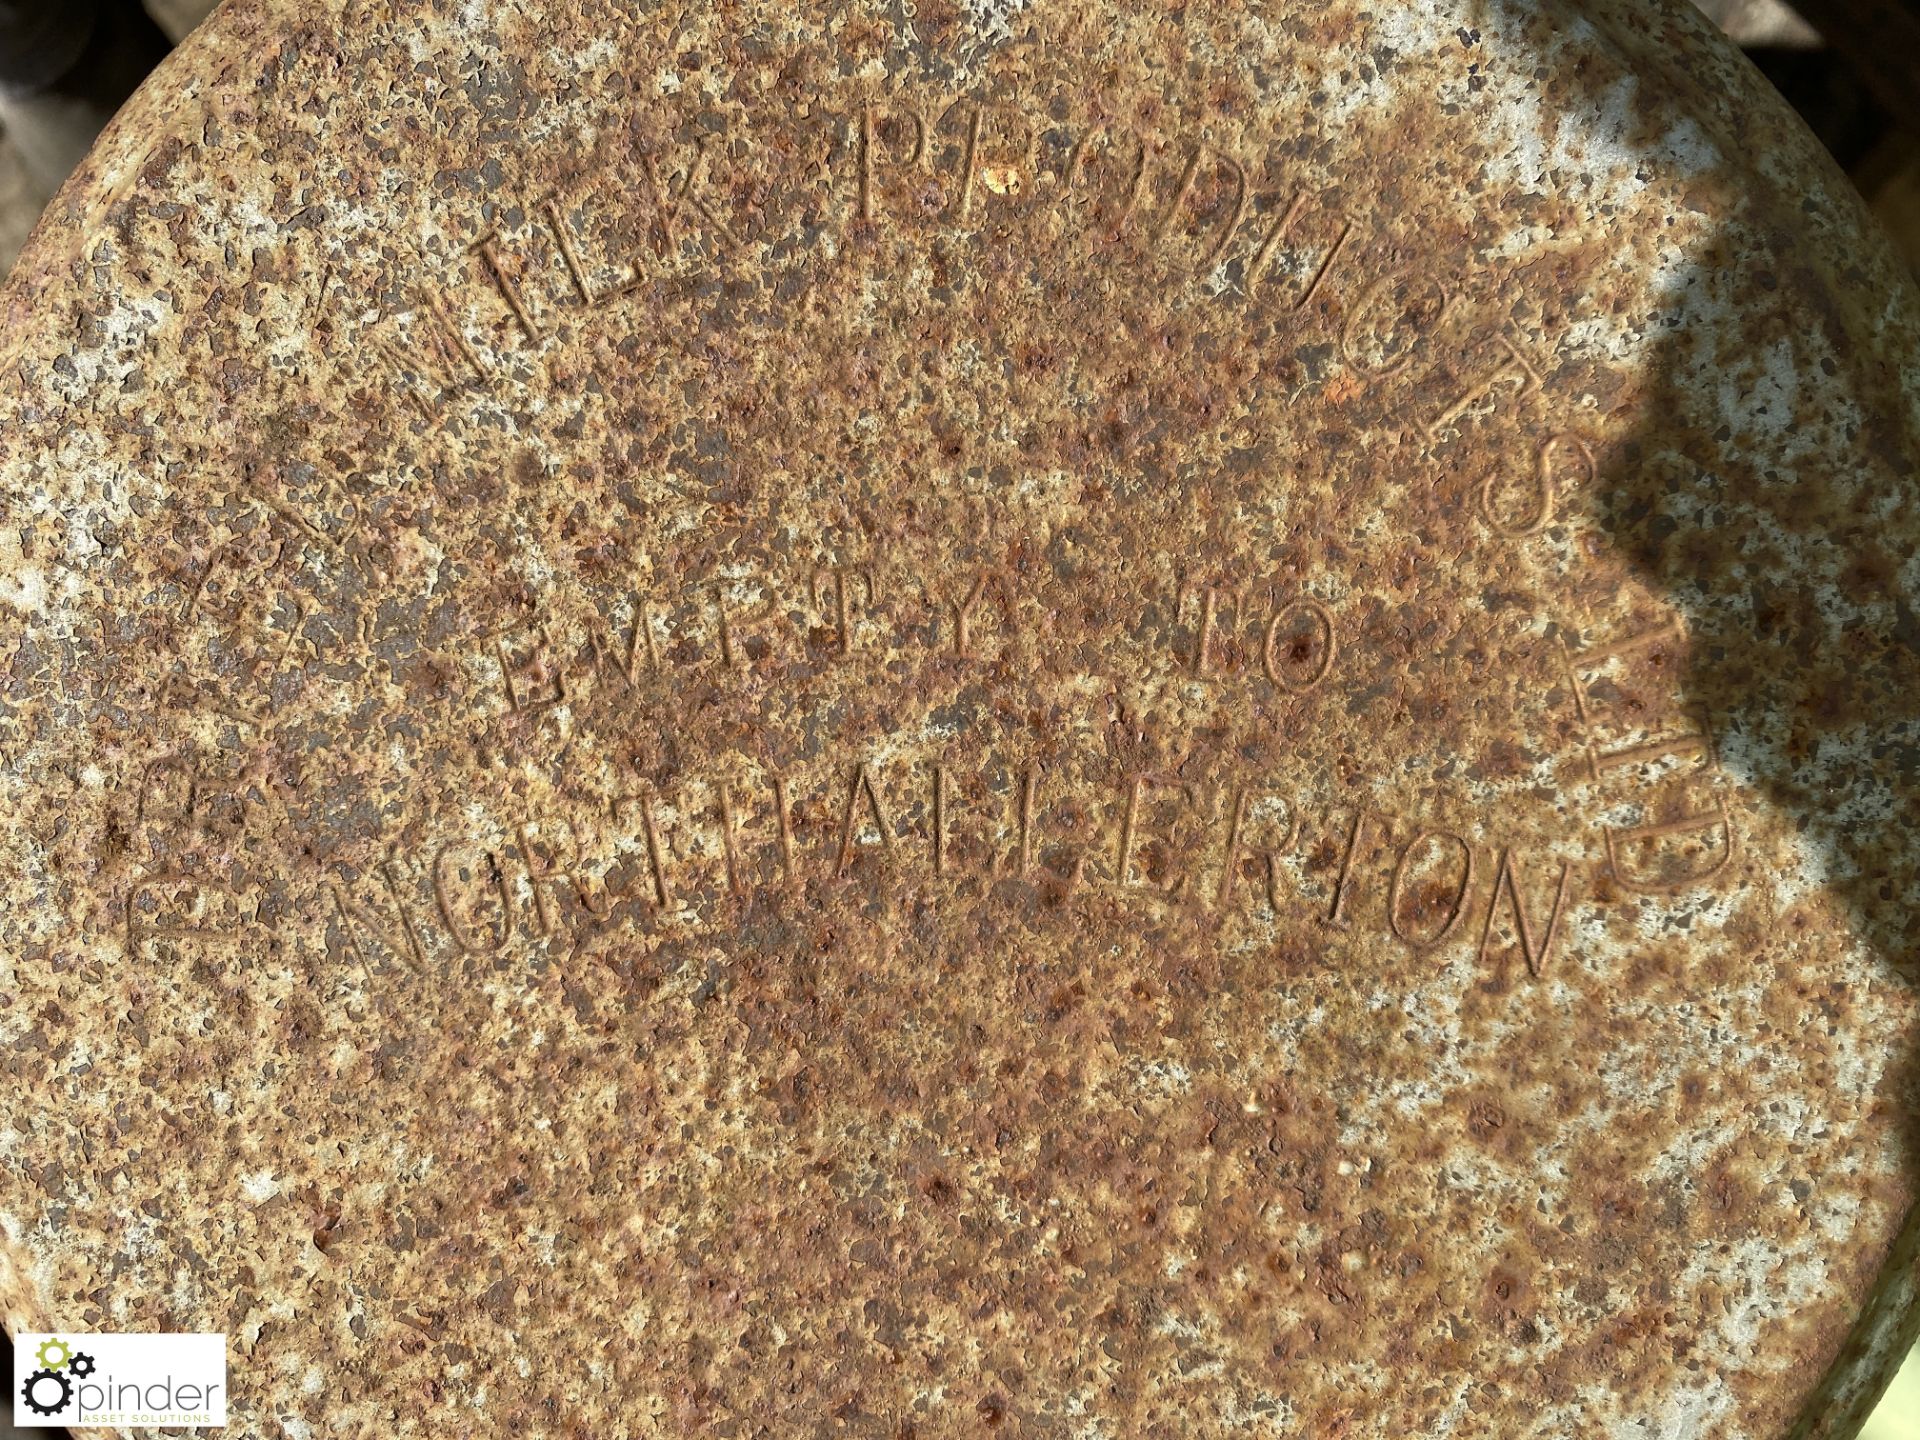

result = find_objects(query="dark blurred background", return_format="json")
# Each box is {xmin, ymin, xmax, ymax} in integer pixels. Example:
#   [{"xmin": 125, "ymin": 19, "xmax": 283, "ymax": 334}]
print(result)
[
  {"xmin": 0, "ymin": 0, "xmax": 217, "ymax": 274},
  {"xmin": 1692, "ymin": 0, "xmax": 1920, "ymax": 284}
]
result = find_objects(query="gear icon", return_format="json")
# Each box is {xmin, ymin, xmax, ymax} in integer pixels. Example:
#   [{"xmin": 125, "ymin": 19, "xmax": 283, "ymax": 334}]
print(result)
[
  {"xmin": 68, "ymin": 1351, "xmax": 97, "ymax": 1378},
  {"xmin": 21, "ymin": 1367, "xmax": 72, "ymax": 1416},
  {"xmin": 33, "ymin": 1337, "xmax": 71, "ymax": 1370}
]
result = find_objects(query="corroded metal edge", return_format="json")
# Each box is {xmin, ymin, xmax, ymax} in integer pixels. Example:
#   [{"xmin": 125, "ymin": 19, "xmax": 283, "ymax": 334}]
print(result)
[
  {"xmin": 1792, "ymin": 1212, "xmax": 1920, "ymax": 1439},
  {"xmin": 1558, "ymin": 8, "xmax": 1920, "ymax": 1430},
  {"xmin": 0, "ymin": 16, "xmax": 276, "ymax": 1437}
]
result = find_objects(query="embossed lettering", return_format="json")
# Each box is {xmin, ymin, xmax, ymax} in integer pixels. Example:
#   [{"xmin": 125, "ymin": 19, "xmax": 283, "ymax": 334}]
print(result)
[
  {"xmin": 493, "ymin": 623, "xmax": 568, "ymax": 712},
  {"xmin": 1388, "ymin": 830, "xmax": 1474, "ymax": 948},
  {"xmin": 1480, "ymin": 432, "xmax": 1592, "ymax": 537},
  {"xmin": 612, "ymin": 793, "xmax": 674, "ymax": 909},
  {"xmin": 945, "ymin": 570, "xmax": 1008, "ymax": 659},
  {"xmin": 838, "ymin": 763, "xmax": 895, "ymax": 875},
  {"xmin": 1427, "ymin": 333, "xmax": 1543, "ymax": 438},
  {"xmin": 1156, "ymin": 144, "xmax": 1250, "ymax": 265},
  {"xmin": 1263, "ymin": 596, "xmax": 1336, "ymax": 693},
  {"xmin": 433, "ymin": 842, "xmax": 515, "ymax": 955},
  {"xmin": 1340, "ymin": 270, "xmax": 1451, "ymax": 381},
  {"xmin": 1477, "ymin": 847, "xmax": 1572, "ymax": 978},
  {"xmin": 519, "ymin": 818, "xmax": 615, "ymax": 934},
  {"xmin": 1115, "ymin": 775, "xmax": 1193, "ymax": 896},
  {"xmin": 858, "ymin": 101, "xmax": 930, "ymax": 225},
  {"xmin": 1327, "ymin": 809, "xmax": 1379, "ymax": 928},
  {"xmin": 1604, "ymin": 805, "xmax": 1735, "ymax": 894},
  {"xmin": 1247, "ymin": 192, "xmax": 1356, "ymax": 306},
  {"xmin": 1216, "ymin": 787, "xmax": 1298, "ymax": 914},
  {"xmin": 814, "ymin": 566, "xmax": 877, "ymax": 657},
  {"xmin": 329, "ymin": 858, "xmax": 429, "ymax": 970}
]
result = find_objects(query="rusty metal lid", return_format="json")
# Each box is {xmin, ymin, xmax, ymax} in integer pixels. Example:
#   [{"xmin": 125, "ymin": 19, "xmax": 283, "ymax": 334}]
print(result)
[{"xmin": 3, "ymin": 1, "xmax": 1919, "ymax": 1435}]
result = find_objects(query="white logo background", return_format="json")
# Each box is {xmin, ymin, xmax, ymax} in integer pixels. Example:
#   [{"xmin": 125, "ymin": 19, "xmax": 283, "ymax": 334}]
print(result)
[{"xmin": 13, "ymin": 1332, "xmax": 226, "ymax": 1429}]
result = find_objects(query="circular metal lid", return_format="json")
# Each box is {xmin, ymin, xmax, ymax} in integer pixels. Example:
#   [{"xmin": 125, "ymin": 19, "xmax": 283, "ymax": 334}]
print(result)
[{"xmin": 2, "ymin": 1, "xmax": 1918, "ymax": 1435}]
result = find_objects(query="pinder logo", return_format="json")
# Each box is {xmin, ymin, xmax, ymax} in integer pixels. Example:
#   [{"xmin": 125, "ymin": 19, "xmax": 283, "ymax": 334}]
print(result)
[
  {"xmin": 19, "ymin": 1336, "xmax": 90, "ymax": 1417},
  {"xmin": 13, "ymin": 1332, "xmax": 226, "ymax": 1428}
]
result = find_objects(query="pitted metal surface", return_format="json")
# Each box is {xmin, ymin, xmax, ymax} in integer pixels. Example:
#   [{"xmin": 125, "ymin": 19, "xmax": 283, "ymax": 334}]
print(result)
[{"xmin": 2, "ymin": 1, "xmax": 1919, "ymax": 1436}]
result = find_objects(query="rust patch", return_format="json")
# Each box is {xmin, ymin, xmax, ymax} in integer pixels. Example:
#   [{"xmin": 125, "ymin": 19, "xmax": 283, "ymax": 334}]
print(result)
[{"xmin": 0, "ymin": 0, "xmax": 1918, "ymax": 1437}]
